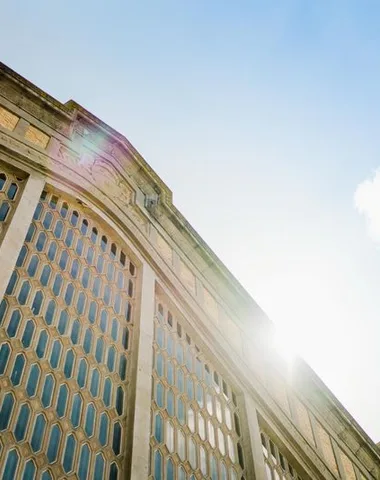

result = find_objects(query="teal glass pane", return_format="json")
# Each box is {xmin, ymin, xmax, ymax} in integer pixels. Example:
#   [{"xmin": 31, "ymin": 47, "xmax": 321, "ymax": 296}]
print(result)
[
  {"xmin": 77, "ymin": 359, "xmax": 88, "ymax": 388},
  {"xmin": 156, "ymin": 353, "xmax": 164, "ymax": 377},
  {"xmin": 111, "ymin": 318, "xmax": 118, "ymax": 341},
  {"xmin": 53, "ymin": 220, "xmax": 63, "ymax": 238},
  {"xmin": 14, "ymin": 403, "xmax": 30, "ymax": 441},
  {"xmin": 26, "ymin": 223, "xmax": 36, "ymax": 241},
  {"xmin": 56, "ymin": 384, "xmax": 68, "ymax": 418},
  {"xmin": 85, "ymin": 404, "xmax": 96, "ymax": 437},
  {"xmin": 0, "ymin": 343, "xmax": 10, "ymax": 375},
  {"xmin": 99, "ymin": 413, "xmax": 109, "ymax": 446},
  {"xmin": 49, "ymin": 340, "xmax": 62, "ymax": 369},
  {"xmin": 167, "ymin": 459, "xmax": 174, "ymax": 480},
  {"xmin": 22, "ymin": 460, "xmax": 36, "ymax": 480},
  {"xmin": 63, "ymin": 434, "xmax": 76, "ymax": 473},
  {"xmin": 116, "ymin": 386, "xmax": 124, "ymax": 415},
  {"xmin": 16, "ymin": 245, "xmax": 28, "ymax": 267},
  {"xmin": 27, "ymin": 255, "xmax": 39, "ymax": 277},
  {"xmin": 40, "ymin": 264, "xmax": 51, "ymax": 286},
  {"xmin": 70, "ymin": 319, "xmax": 80, "ymax": 345},
  {"xmin": 154, "ymin": 450, "xmax": 162, "ymax": 480},
  {"xmin": 57, "ymin": 310, "xmax": 69, "ymax": 335},
  {"xmin": 0, "ymin": 393, "xmax": 14, "ymax": 430},
  {"xmin": 31, "ymin": 290, "xmax": 43, "ymax": 315},
  {"xmin": 176, "ymin": 344, "xmax": 183, "ymax": 364},
  {"xmin": 109, "ymin": 463, "xmax": 118, "ymax": 480},
  {"xmin": 64, "ymin": 350, "xmax": 75, "ymax": 378},
  {"xmin": 119, "ymin": 354, "xmax": 127, "ymax": 381},
  {"xmin": 197, "ymin": 384, "xmax": 204, "ymax": 408},
  {"xmin": 10, "ymin": 353, "xmax": 25, "ymax": 385},
  {"xmin": 125, "ymin": 301, "xmax": 131, "ymax": 322},
  {"xmin": 167, "ymin": 390, "xmax": 174, "ymax": 417},
  {"xmin": 3, "ymin": 450, "xmax": 19, "ymax": 480},
  {"xmin": 83, "ymin": 329, "xmax": 93, "ymax": 354},
  {"xmin": 177, "ymin": 398, "xmax": 185, "ymax": 425},
  {"xmin": 36, "ymin": 231, "xmax": 47, "ymax": 251},
  {"xmin": 103, "ymin": 377, "xmax": 112, "ymax": 406},
  {"xmin": 0, "ymin": 298, "xmax": 7, "ymax": 324},
  {"xmin": 178, "ymin": 467, "xmax": 186, "ymax": 480},
  {"xmin": 156, "ymin": 327, "xmax": 165, "ymax": 349},
  {"xmin": 211, "ymin": 455, "xmax": 218, "ymax": 480},
  {"xmin": 78, "ymin": 444, "xmax": 90, "ymax": 480},
  {"xmin": 167, "ymin": 361, "xmax": 174, "ymax": 385},
  {"xmin": 100, "ymin": 309, "xmax": 108, "ymax": 333},
  {"xmin": 107, "ymin": 346, "xmax": 116, "ymax": 372},
  {"xmin": 45, "ymin": 299, "xmax": 56, "ymax": 325},
  {"xmin": 71, "ymin": 394, "xmax": 82, "ymax": 428},
  {"xmin": 156, "ymin": 382, "xmax": 164, "ymax": 408},
  {"xmin": 112, "ymin": 422, "xmax": 122, "ymax": 455},
  {"xmin": 36, "ymin": 330, "xmax": 48, "ymax": 358},
  {"xmin": 154, "ymin": 414, "xmax": 163, "ymax": 443},
  {"xmin": 5, "ymin": 270, "xmax": 18, "ymax": 295},
  {"xmin": 186, "ymin": 378, "xmax": 194, "ymax": 399},
  {"xmin": 41, "ymin": 375, "xmax": 55, "ymax": 407},
  {"xmin": 7, "ymin": 309, "xmax": 21, "ymax": 337},
  {"xmin": 41, "ymin": 471, "xmax": 52, "ymax": 480},
  {"xmin": 31, "ymin": 414, "xmax": 46, "ymax": 452},
  {"xmin": 122, "ymin": 327, "xmax": 129, "ymax": 349},
  {"xmin": 94, "ymin": 455, "xmax": 105, "ymax": 480},
  {"xmin": 89, "ymin": 367, "xmax": 99, "ymax": 396},
  {"xmin": 88, "ymin": 301, "xmax": 97, "ymax": 324},
  {"xmin": 177, "ymin": 370, "xmax": 184, "ymax": 393},
  {"xmin": 76, "ymin": 292, "xmax": 86, "ymax": 314}
]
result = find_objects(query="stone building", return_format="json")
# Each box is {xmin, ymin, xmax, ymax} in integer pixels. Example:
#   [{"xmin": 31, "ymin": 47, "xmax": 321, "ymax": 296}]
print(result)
[{"xmin": 0, "ymin": 61, "xmax": 378, "ymax": 480}]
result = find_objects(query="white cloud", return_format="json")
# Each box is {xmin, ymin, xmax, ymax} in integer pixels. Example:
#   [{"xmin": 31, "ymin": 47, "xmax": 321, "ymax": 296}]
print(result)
[{"xmin": 355, "ymin": 169, "xmax": 380, "ymax": 242}]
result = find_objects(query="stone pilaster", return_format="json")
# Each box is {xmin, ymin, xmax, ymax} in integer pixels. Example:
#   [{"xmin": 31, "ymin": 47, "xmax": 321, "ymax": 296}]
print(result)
[
  {"xmin": 129, "ymin": 262, "xmax": 156, "ymax": 479},
  {"xmin": 244, "ymin": 394, "xmax": 267, "ymax": 480},
  {"xmin": 0, "ymin": 170, "xmax": 45, "ymax": 301}
]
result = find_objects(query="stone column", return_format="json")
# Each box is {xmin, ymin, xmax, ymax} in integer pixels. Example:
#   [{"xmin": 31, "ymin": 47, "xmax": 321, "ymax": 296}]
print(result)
[
  {"xmin": 129, "ymin": 261, "xmax": 156, "ymax": 479},
  {"xmin": 0, "ymin": 170, "xmax": 45, "ymax": 301},
  {"xmin": 244, "ymin": 394, "xmax": 267, "ymax": 480}
]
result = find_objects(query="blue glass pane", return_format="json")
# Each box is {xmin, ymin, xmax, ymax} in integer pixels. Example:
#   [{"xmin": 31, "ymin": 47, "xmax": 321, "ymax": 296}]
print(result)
[
  {"xmin": 92, "ymin": 277, "xmax": 101, "ymax": 297},
  {"xmin": 63, "ymin": 434, "xmax": 76, "ymax": 473},
  {"xmin": 0, "ymin": 201, "xmax": 10, "ymax": 222},
  {"xmin": 42, "ymin": 375, "xmax": 55, "ymax": 407},
  {"xmin": 7, "ymin": 309, "xmax": 21, "ymax": 337},
  {"xmin": 71, "ymin": 210, "xmax": 79, "ymax": 227},
  {"xmin": 58, "ymin": 310, "xmax": 69, "ymax": 335},
  {"xmin": 0, "ymin": 299, "xmax": 7, "ymax": 325},
  {"xmin": 83, "ymin": 329, "xmax": 93, "ymax": 354},
  {"xmin": 103, "ymin": 285, "xmax": 111, "ymax": 305},
  {"xmin": 60, "ymin": 202, "xmax": 68, "ymax": 218},
  {"xmin": 114, "ymin": 293, "xmax": 121, "ymax": 314},
  {"xmin": 85, "ymin": 404, "xmax": 96, "ymax": 437},
  {"xmin": 187, "ymin": 378, "xmax": 194, "ymax": 399},
  {"xmin": 52, "ymin": 274, "xmax": 63, "ymax": 296},
  {"xmin": 100, "ymin": 309, "xmax": 107, "ymax": 332},
  {"xmin": 86, "ymin": 246, "xmax": 94, "ymax": 264},
  {"xmin": 18, "ymin": 281, "xmax": 31, "ymax": 305},
  {"xmin": 71, "ymin": 394, "xmax": 82, "ymax": 428},
  {"xmin": 47, "ymin": 241, "xmax": 57, "ymax": 261},
  {"xmin": 54, "ymin": 220, "xmax": 64, "ymax": 238},
  {"xmin": 176, "ymin": 344, "xmax": 183, "ymax": 364},
  {"xmin": 3, "ymin": 450, "xmax": 19, "ymax": 480},
  {"xmin": 36, "ymin": 231, "xmax": 47, "ymax": 251},
  {"xmin": 64, "ymin": 283, "xmax": 74, "ymax": 305},
  {"xmin": 50, "ymin": 340, "xmax": 62, "ymax": 369},
  {"xmin": 7, "ymin": 182, "xmax": 18, "ymax": 199},
  {"xmin": 16, "ymin": 245, "xmax": 28, "ymax": 267},
  {"xmin": 119, "ymin": 354, "xmax": 127, "ymax": 381},
  {"xmin": 116, "ymin": 386, "xmax": 123, "ymax": 415},
  {"xmin": 11, "ymin": 354, "xmax": 25, "ymax": 385},
  {"xmin": 107, "ymin": 263, "xmax": 114, "ymax": 281},
  {"xmin": 47, "ymin": 424, "xmax": 61, "ymax": 463},
  {"xmin": 71, "ymin": 260, "xmax": 80, "ymax": 279},
  {"xmin": 45, "ymin": 300, "xmax": 56, "ymax": 325},
  {"xmin": 76, "ymin": 238, "xmax": 84, "ymax": 256},
  {"xmin": 26, "ymin": 364, "xmax": 40, "ymax": 397},
  {"xmin": 94, "ymin": 455, "xmax": 105, "ymax": 480},
  {"xmin": 36, "ymin": 330, "xmax": 48, "ymax": 358},
  {"xmin": 154, "ymin": 414, "xmax": 163, "ymax": 443},
  {"xmin": 154, "ymin": 450, "xmax": 162, "ymax": 480},
  {"xmin": 167, "ymin": 336, "xmax": 173, "ymax": 356},
  {"xmin": 59, "ymin": 251, "xmax": 69, "ymax": 270},
  {"xmin": 64, "ymin": 350, "xmax": 75, "ymax": 378},
  {"xmin": 109, "ymin": 462, "xmax": 118, "ymax": 480},
  {"xmin": 78, "ymin": 444, "xmax": 90, "ymax": 480},
  {"xmin": 0, "ymin": 393, "xmax": 14, "ymax": 430},
  {"xmin": 14, "ymin": 403, "xmax": 30, "ymax": 441},
  {"xmin": 177, "ymin": 370, "xmax": 184, "ymax": 393},
  {"xmin": 27, "ymin": 255, "xmax": 39, "ymax": 277},
  {"xmin": 95, "ymin": 338, "xmax": 104, "ymax": 363},
  {"xmin": 40, "ymin": 264, "xmax": 51, "ymax": 286},
  {"xmin": 22, "ymin": 320, "xmax": 35, "ymax": 348},
  {"xmin": 91, "ymin": 228, "xmax": 98, "ymax": 244},
  {"xmin": 107, "ymin": 346, "xmax": 116, "ymax": 372},
  {"xmin": 0, "ymin": 343, "xmax": 10, "ymax": 375},
  {"xmin": 26, "ymin": 223, "xmax": 36, "ymax": 242},
  {"xmin": 5, "ymin": 270, "xmax": 18, "ymax": 295},
  {"xmin": 81, "ymin": 219, "xmax": 88, "ymax": 236},
  {"xmin": 156, "ymin": 353, "xmax": 164, "ymax": 376},
  {"xmin": 82, "ymin": 268, "xmax": 90, "ymax": 288},
  {"xmin": 167, "ymin": 459, "xmax": 174, "ymax": 480},
  {"xmin": 31, "ymin": 414, "xmax": 46, "ymax": 452},
  {"xmin": 99, "ymin": 413, "xmax": 108, "ymax": 446},
  {"xmin": 90, "ymin": 369, "xmax": 100, "ymax": 397},
  {"xmin": 167, "ymin": 362, "xmax": 174, "ymax": 385},
  {"xmin": 167, "ymin": 390, "xmax": 174, "ymax": 417},
  {"xmin": 65, "ymin": 229, "xmax": 74, "ymax": 247},
  {"xmin": 22, "ymin": 460, "xmax": 36, "ymax": 480},
  {"xmin": 156, "ymin": 383, "xmax": 164, "ymax": 408},
  {"xmin": 96, "ymin": 255, "xmax": 104, "ymax": 273},
  {"xmin": 177, "ymin": 398, "xmax": 185, "ymax": 425},
  {"xmin": 56, "ymin": 384, "xmax": 68, "ymax": 418},
  {"xmin": 197, "ymin": 385, "xmax": 204, "ymax": 408},
  {"xmin": 122, "ymin": 327, "xmax": 129, "ymax": 350},
  {"xmin": 31, "ymin": 290, "xmax": 43, "ymax": 315},
  {"xmin": 211, "ymin": 456, "xmax": 218, "ymax": 480},
  {"xmin": 77, "ymin": 360, "xmax": 88, "ymax": 388},
  {"xmin": 112, "ymin": 422, "xmax": 122, "ymax": 455},
  {"xmin": 103, "ymin": 378, "xmax": 111, "ymax": 406},
  {"xmin": 76, "ymin": 292, "xmax": 85, "ymax": 314},
  {"xmin": 125, "ymin": 301, "xmax": 131, "ymax": 322},
  {"xmin": 88, "ymin": 301, "xmax": 97, "ymax": 324},
  {"xmin": 111, "ymin": 319, "xmax": 118, "ymax": 341},
  {"xmin": 70, "ymin": 319, "xmax": 80, "ymax": 345}
]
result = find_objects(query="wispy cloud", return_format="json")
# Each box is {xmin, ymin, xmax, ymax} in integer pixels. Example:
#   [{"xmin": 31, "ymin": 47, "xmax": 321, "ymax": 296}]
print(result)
[{"xmin": 355, "ymin": 169, "xmax": 380, "ymax": 242}]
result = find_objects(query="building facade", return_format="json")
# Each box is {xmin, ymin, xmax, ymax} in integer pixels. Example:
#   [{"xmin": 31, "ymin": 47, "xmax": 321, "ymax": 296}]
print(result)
[{"xmin": 0, "ymin": 62, "xmax": 378, "ymax": 480}]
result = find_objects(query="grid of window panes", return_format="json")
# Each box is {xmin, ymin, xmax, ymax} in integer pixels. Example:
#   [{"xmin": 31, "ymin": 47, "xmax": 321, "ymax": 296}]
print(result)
[
  {"xmin": 150, "ymin": 300, "xmax": 246, "ymax": 480},
  {"xmin": 0, "ymin": 163, "xmax": 25, "ymax": 241},
  {"xmin": 0, "ymin": 189, "xmax": 137, "ymax": 480},
  {"xmin": 261, "ymin": 431, "xmax": 303, "ymax": 480}
]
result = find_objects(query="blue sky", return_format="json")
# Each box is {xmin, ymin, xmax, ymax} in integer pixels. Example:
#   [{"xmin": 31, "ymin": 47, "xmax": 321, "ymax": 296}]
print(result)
[{"xmin": 2, "ymin": 1, "xmax": 380, "ymax": 440}]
